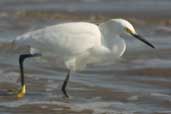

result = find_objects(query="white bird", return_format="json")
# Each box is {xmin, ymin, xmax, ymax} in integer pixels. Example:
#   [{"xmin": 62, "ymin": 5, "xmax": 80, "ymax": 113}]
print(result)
[{"xmin": 12, "ymin": 18, "xmax": 155, "ymax": 98}]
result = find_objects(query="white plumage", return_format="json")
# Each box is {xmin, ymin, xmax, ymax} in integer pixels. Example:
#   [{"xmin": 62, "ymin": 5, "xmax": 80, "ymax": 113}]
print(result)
[
  {"xmin": 11, "ymin": 18, "xmax": 155, "ymax": 98},
  {"xmin": 14, "ymin": 18, "xmax": 155, "ymax": 72},
  {"xmin": 14, "ymin": 20, "xmax": 127, "ymax": 71}
]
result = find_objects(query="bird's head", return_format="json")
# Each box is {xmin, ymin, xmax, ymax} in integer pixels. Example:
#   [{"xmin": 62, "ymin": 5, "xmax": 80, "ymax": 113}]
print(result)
[{"xmin": 108, "ymin": 19, "xmax": 155, "ymax": 48}]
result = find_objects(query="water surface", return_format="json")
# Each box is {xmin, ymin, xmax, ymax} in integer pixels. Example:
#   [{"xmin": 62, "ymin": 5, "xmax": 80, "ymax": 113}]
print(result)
[{"xmin": 0, "ymin": 1, "xmax": 171, "ymax": 114}]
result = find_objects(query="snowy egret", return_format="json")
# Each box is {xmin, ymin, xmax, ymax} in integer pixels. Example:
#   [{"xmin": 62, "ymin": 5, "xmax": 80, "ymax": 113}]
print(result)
[{"xmin": 13, "ymin": 18, "xmax": 155, "ymax": 98}]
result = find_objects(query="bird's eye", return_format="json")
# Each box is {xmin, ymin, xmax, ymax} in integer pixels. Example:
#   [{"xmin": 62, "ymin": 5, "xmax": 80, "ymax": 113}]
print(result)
[{"xmin": 125, "ymin": 28, "xmax": 132, "ymax": 34}]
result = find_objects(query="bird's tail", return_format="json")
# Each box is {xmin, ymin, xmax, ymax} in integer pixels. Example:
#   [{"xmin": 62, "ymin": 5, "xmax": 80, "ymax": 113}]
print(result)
[{"xmin": 0, "ymin": 40, "xmax": 29, "ymax": 55}]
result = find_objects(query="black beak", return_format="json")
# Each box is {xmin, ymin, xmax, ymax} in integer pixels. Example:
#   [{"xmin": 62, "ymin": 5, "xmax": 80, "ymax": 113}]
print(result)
[{"xmin": 131, "ymin": 33, "xmax": 155, "ymax": 48}]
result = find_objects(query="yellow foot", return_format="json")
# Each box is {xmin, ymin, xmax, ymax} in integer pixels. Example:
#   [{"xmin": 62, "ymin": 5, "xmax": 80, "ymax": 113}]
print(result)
[{"xmin": 16, "ymin": 85, "xmax": 26, "ymax": 99}]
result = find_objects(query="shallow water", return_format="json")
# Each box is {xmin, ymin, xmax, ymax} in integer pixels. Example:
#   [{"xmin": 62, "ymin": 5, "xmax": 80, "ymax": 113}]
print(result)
[{"xmin": 0, "ymin": 1, "xmax": 171, "ymax": 114}]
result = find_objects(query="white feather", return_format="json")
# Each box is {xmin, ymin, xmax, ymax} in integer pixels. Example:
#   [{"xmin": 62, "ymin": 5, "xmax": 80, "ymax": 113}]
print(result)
[{"xmin": 14, "ymin": 19, "xmax": 140, "ymax": 71}]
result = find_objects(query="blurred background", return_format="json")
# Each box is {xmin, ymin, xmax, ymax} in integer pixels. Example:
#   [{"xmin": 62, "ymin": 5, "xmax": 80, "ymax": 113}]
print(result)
[{"xmin": 0, "ymin": 0, "xmax": 171, "ymax": 114}]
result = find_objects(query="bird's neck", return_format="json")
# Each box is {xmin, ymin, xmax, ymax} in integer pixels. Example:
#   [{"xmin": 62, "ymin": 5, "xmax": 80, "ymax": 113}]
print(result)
[
  {"xmin": 99, "ymin": 22, "xmax": 117, "ymax": 48},
  {"xmin": 99, "ymin": 22, "xmax": 126, "ymax": 57}
]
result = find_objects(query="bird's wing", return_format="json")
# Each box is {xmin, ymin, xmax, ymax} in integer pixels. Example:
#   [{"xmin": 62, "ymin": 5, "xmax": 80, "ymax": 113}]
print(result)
[{"xmin": 15, "ymin": 22, "xmax": 102, "ymax": 58}]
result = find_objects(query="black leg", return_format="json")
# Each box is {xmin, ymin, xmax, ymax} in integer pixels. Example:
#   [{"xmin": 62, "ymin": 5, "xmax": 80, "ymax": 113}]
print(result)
[
  {"xmin": 17, "ymin": 53, "xmax": 41, "ymax": 98},
  {"xmin": 61, "ymin": 70, "xmax": 70, "ymax": 97},
  {"xmin": 19, "ymin": 53, "xmax": 41, "ymax": 87}
]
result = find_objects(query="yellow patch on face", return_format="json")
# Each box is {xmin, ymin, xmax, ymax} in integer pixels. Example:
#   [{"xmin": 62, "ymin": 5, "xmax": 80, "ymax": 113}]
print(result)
[
  {"xmin": 125, "ymin": 27, "xmax": 137, "ymax": 35},
  {"xmin": 125, "ymin": 27, "xmax": 133, "ymax": 34}
]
